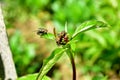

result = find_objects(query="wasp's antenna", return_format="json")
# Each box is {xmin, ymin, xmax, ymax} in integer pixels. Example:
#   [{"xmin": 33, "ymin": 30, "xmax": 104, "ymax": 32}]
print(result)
[{"xmin": 53, "ymin": 27, "xmax": 57, "ymax": 38}]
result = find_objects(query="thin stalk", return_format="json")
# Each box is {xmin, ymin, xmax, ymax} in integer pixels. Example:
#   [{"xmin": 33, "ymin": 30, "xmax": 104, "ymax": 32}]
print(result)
[
  {"xmin": 70, "ymin": 54, "xmax": 76, "ymax": 80},
  {"xmin": 65, "ymin": 45, "xmax": 76, "ymax": 80}
]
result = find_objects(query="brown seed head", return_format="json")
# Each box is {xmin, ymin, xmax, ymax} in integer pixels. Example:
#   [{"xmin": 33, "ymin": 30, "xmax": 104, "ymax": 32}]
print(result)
[{"xmin": 56, "ymin": 31, "xmax": 69, "ymax": 45}]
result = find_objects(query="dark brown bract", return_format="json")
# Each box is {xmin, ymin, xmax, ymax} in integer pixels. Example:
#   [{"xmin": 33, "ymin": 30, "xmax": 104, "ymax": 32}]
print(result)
[{"xmin": 56, "ymin": 31, "xmax": 69, "ymax": 45}]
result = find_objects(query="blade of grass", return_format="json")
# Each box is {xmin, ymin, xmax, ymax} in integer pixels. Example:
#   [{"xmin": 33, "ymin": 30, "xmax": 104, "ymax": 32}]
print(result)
[{"xmin": 65, "ymin": 21, "xmax": 68, "ymax": 33}]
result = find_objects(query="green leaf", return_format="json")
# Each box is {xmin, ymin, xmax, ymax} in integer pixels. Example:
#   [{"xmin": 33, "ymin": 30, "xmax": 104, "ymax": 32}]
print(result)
[
  {"xmin": 17, "ymin": 73, "xmax": 51, "ymax": 80},
  {"xmin": 70, "ymin": 42, "xmax": 76, "ymax": 52},
  {"xmin": 37, "ymin": 48, "xmax": 65, "ymax": 80},
  {"xmin": 72, "ymin": 20, "xmax": 107, "ymax": 39},
  {"xmin": 41, "ymin": 33, "xmax": 55, "ymax": 40}
]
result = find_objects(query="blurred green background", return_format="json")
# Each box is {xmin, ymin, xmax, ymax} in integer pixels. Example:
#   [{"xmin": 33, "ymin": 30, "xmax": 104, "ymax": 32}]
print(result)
[{"xmin": 1, "ymin": 0, "xmax": 120, "ymax": 80}]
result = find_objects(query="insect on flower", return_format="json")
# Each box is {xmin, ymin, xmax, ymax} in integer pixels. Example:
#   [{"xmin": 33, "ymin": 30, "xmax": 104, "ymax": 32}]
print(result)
[{"xmin": 37, "ymin": 28, "xmax": 48, "ymax": 36}]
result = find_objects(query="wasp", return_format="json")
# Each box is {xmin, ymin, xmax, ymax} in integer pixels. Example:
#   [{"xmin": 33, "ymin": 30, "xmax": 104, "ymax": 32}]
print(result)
[{"xmin": 37, "ymin": 28, "xmax": 48, "ymax": 36}]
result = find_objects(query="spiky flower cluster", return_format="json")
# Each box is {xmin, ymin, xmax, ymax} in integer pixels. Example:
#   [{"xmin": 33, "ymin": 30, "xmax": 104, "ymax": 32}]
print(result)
[{"xmin": 56, "ymin": 31, "xmax": 69, "ymax": 45}]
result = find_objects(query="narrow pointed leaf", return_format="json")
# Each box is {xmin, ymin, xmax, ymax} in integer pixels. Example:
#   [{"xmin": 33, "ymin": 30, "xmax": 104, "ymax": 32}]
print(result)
[
  {"xmin": 72, "ymin": 20, "xmax": 107, "ymax": 39},
  {"xmin": 65, "ymin": 22, "xmax": 68, "ymax": 32},
  {"xmin": 37, "ymin": 48, "xmax": 65, "ymax": 80}
]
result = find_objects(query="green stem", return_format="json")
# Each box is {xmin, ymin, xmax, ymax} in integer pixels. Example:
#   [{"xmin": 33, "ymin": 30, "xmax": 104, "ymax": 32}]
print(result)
[
  {"xmin": 71, "ymin": 54, "xmax": 76, "ymax": 80},
  {"xmin": 65, "ymin": 45, "xmax": 76, "ymax": 80}
]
